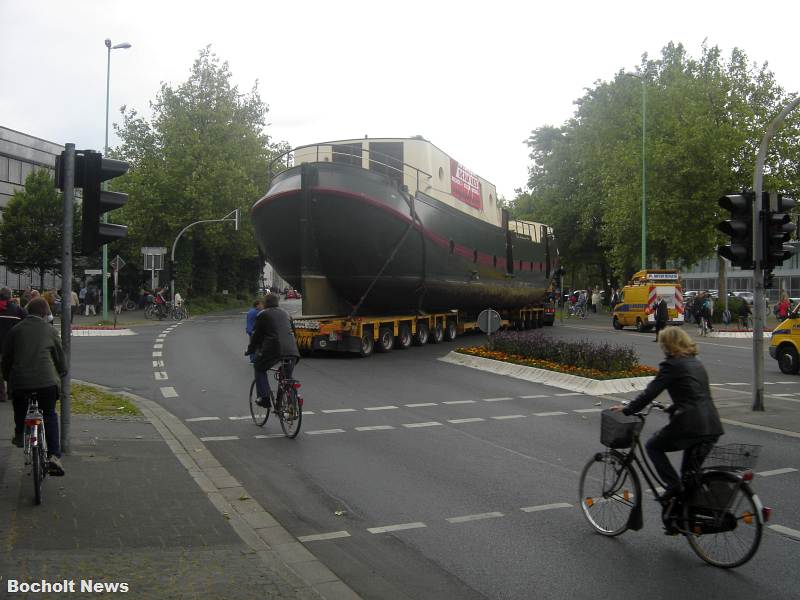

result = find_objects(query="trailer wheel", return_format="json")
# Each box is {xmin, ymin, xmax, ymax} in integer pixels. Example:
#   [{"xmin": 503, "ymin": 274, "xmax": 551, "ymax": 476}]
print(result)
[
  {"xmin": 396, "ymin": 325, "xmax": 412, "ymax": 350},
  {"xmin": 359, "ymin": 328, "xmax": 374, "ymax": 357},
  {"xmin": 430, "ymin": 321, "xmax": 444, "ymax": 344},
  {"xmin": 376, "ymin": 327, "xmax": 394, "ymax": 352},
  {"xmin": 413, "ymin": 323, "xmax": 429, "ymax": 346},
  {"xmin": 444, "ymin": 319, "xmax": 457, "ymax": 342}
]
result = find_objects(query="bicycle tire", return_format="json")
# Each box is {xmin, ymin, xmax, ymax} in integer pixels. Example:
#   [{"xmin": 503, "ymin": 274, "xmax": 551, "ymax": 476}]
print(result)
[
  {"xmin": 124, "ymin": 299, "xmax": 136, "ymax": 311},
  {"xmin": 278, "ymin": 386, "xmax": 302, "ymax": 439},
  {"xmin": 144, "ymin": 305, "xmax": 155, "ymax": 319},
  {"xmin": 579, "ymin": 451, "xmax": 639, "ymax": 536},
  {"xmin": 249, "ymin": 380, "xmax": 269, "ymax": 427},
  {"xmin": 31, "ymin": 432, "xmax": 44, "ymax": 505},
  {"xmin": 683, "ymin": 472, "xmax": 762, "ymax": 568}
]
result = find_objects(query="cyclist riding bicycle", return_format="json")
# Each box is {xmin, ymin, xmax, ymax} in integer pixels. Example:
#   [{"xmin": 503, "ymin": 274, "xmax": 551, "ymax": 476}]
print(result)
[
  {"xmin": 245, "ymin": 293, "xmax": 300, "ymax": 407},
  {"xmin": 611, "ymin": 327, "xmax": 723, "ymax": 502}
]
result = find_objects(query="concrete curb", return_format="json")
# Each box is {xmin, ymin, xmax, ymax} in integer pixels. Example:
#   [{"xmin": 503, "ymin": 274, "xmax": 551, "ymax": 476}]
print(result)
[
  {"xmin": 70, "ymin": 328, "xmax": 136, "ymax": 336},
  {"xmin": 708, "ymin": 331, "xmax": 772, "ymax": 339},
  {"xmin": 75, "ymin": 380, "xmax": 360, "ymax": 600},
  {"xmin": 439, "ymin": 352, "xmax": 654, "ymax": 396}
]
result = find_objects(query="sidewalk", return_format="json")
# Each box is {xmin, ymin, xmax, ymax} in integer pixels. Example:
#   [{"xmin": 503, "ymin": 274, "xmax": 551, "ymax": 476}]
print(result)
[{"xmin": 0, "ymin": 393, "xmax": 359, "ymax": 599}]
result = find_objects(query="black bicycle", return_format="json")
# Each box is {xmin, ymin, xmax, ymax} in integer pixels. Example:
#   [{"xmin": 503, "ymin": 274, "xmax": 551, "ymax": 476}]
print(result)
[
  {"xmin": 22, "ymin": 392, "xmax": 48, "ymax": 505},
  {"xmin": 579, "ymin": 402, "xmax": 771, "ymax": 568},
  {"xmin": 249, "ymin": 359, "xmax": 303, "ymax": 438}
]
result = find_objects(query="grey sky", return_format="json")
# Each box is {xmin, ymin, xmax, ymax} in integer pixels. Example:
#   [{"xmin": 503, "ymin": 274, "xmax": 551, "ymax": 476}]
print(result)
[{"xmin": 2, "ymin": 0, "xmax": 798, "ymax": 200}]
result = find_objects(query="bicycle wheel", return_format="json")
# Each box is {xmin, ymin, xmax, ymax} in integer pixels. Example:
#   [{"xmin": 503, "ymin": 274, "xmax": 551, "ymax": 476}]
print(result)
[
  {"xmin": 278, "ymin": 386, "xmax": 302, "ymax": 438},
  {"xmin": 144, "ymin": 304, "xmax": 155, "ymax": 319},
  {"xmin": 683, "ymin": 473, "xmax": 762, "ymax": 568},
  {"xmin": 579, "ymin": 451, "xmax": 639, "ymax": 536},
  {"xmin": 249, "ymin": 380, "xmax": 269, "ymax": 427},
  {"xmin": 31, "ymin": 433, "xmax": 44, "ymax": 505}
]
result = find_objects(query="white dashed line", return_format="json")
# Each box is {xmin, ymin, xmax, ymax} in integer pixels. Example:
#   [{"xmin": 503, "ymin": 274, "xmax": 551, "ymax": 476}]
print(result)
[
  {"xmin": 355, "ymin": 425, "xmax": 396, "ymax": 431},
  {"xmin": 491, "ymin": 415, "xmax": 526, "ymax": 420},
  {"xmin": 306, "ymin": 429, "xmax": 346, "ymax": 435},
  {"xmin": 446, "ymin": 512, "xmax": 504, "ymax": 523},
  {"xmin": 483, "ymin": 397, "xmax": 513, "ymax": 402},
  {"xmin": 519, "ymin": 395, "xmax": 549, "ymax": 399},
  {"xmin": 573, "ymin": 408, "xmax": 603, "ymax": 413},
  {"xmin": 723, "ymin": 382, "xmax": 748, "ymax": 386},
  {"xmin": 364, "ymin": 405, "xmax": 398, "ymax": 411},
  {"xmin": 254, "ymin": 434, "xmax": 286, "ymax": 439},
  {"xmin": 152, "ymin": 360, "xmax": 165, "ymax": 368},
  {"xmin": 152, "ymin": 352, "xmax": 162, "ymax": 357},
  {"xmin": 153, "ymin": 344, "xmax": 163, "ymax": 349},
  {"xmin": 757, "ymin": 468, "xmax": 798, "ymax": 477},
  {"xmin": 533, "ymin": 411, "xmax": 568, "ymax": 417},
  {"xmin": 405, "ymin": 403, "xmax": 437, "ymax": 407},
  {"xmin": 299, "ymin": 531, "xmax": 351, "ymax": 543},
  {"xmin": 199, "ymin": 436, "xmax": 239, "ymax": 442},
  {"xmin": 776, "ymin": 381, "xmax": 798, "ymax": 384},
  {"xmin": 368, "ymin": 522, "xmax": 427, "ymax": 534},
  {"xmin": 554, "ymin": 392, "xmax": 583, "ymax": 397},
  {"xmin": 403, "ymin": 422, "xmax": 442, "ymax": 428},
  {"xmin": 773, "ymin": 394, "xmax": 795, "ymax": 397},
  {"xmin": 769, "ymin": 525, "xmax": 800, "ymax": 541},
  {"xmin": 322, "ymin": 408, "xmax": 357, "ymax": 414},
  {"xmin": 154, "ymin": 372, "xmax": 169, "ymax": 381},
  {"xmin": 228, "ymin": 416, "xmax": 251, "ymax": 421},
  {"xmin": 186, "ymin": 417, "xmax": 220, "ymax": 422},
  {"xmin": 160, "ymin": 387, "xmax": 178, "ymax": 398},
  {"xmin": 443, "ymin": 400, "xmax": 476, "ymax": 405},
  {"xmin": 447, "ymin": 418, "xmax": 485, "ymax": 424},
  {"xmin": 520, "ymin": 502, "xmax": 573, "ymax": 513}
]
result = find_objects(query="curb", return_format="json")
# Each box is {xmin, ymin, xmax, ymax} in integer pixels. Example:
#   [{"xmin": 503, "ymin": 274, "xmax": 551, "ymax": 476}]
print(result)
[
  {"xmin": 707, "ymin": 331, "xmax": 772, "ymax": 339},
  {"xmin": 70, "ymin": 328, "xmax": 136, "ymax": 336},
  {"xmin": 439, "ymin": 352, "xmax": 654, "ymax": 396},
  {"xmin": 76, "ymin": 380, "xmax": 360, "ymax": 600}
]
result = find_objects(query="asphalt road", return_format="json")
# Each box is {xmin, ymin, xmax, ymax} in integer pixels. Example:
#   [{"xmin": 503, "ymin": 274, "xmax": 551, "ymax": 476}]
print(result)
[{"xmin": 70, "ymin": 306, "xmax": 800, "ymax": 600}]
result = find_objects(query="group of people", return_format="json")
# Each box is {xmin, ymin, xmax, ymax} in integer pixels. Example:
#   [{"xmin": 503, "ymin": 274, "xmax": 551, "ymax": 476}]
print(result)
[
  {"xmin": 684, "ymin": 292, "xmax": 716, "ymax": 332},
  {"xmin": 1, "ymin": 287, "xmax": 66, "ymax": 476}
]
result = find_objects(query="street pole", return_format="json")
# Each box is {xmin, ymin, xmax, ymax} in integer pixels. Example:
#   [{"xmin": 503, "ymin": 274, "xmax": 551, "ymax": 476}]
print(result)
[
  {"xmin": 640, "ymin": 77, "xmax": 647, "ymax": 270},
  {"xmin": 61, "ymin": 144, "xmax": 75, "ymax": 454},
  {"xmin": 752, "ymin": 96, "xmax": 800, "ymax": 411}
]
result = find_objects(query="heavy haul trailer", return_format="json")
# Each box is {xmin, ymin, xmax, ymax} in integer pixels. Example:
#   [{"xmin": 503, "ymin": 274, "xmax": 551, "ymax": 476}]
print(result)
[{"xmin": 294, "ymin": 305, "xmax": 554, "ymax": 358}]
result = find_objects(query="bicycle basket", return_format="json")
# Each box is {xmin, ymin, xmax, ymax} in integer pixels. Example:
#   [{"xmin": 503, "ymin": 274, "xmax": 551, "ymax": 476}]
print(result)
[
  {"xmin": 600, "ymin": 410, "xmax": 643, "ymax": 449},
  {"xmin": 703, "ymin": 443, "xmax": 761, "ymax": 471}
]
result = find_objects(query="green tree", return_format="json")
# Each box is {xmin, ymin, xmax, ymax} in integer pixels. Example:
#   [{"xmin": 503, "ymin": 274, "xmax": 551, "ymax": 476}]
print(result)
[
  {"xmin": 112, "ymin": 47, "xmax": 288, "ymax": 297},
  {"xmin": 0, "ymin": 169, "xmax": 78, "ymax": 290}
]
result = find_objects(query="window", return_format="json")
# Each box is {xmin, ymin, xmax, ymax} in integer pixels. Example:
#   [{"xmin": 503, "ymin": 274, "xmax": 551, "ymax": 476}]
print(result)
[
  {"xmin": 332, "ymin": 143, "xmax": 362, "ymax": 167},
  {"xmin": 7, "ymin": 159, "xmax": 21, "ymax": 184},
  {"xmin": 20, "ymin": 161, "xmax": 33, "ymax": 183},
  {"xmin": 369, "ymin": 142, "xmax": 404, "ymax": 188},
  {"xmin": 0, "ymin": 156, "xmax": 8, "ymax": 181}
]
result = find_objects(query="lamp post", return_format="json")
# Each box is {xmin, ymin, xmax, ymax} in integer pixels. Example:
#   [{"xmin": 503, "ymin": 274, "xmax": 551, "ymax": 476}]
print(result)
[
  {"xmin": 102, "ymin": 38, "xmax": 131, "ymax": 321},
  {"xmin": 626, "ymin": 72, "xmax": 647, "ymax": 270}
]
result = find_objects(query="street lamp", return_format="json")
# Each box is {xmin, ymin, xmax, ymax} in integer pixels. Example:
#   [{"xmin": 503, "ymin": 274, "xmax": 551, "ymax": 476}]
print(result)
[
  {"xmin": 102, "ymin": 38, "xmax": 131, "ymax": 321},
  {"xmin": 626, "ymin": 72, "xmax": 647, "ymax": 270}
]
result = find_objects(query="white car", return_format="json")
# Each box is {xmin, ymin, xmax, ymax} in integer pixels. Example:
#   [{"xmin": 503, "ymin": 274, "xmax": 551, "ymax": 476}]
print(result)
[{"xmin": 733, "ymin": 291, "xmax": 754, "ymax": 304}]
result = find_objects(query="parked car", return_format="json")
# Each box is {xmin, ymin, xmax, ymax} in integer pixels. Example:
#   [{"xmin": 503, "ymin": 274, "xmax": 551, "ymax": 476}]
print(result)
[
  {"xmin": 732, "ymin": 291, "xmax": 754, "ymax": 305},
  {"xmin": 285, "ymin": 289, "xmax": 301, "ymax": 299}
]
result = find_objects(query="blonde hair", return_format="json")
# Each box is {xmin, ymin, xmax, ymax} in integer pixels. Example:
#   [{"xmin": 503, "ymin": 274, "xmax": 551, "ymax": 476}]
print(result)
[{"xmin": 658, "ymin": 326, "xmax": 697, "ymax": 357}]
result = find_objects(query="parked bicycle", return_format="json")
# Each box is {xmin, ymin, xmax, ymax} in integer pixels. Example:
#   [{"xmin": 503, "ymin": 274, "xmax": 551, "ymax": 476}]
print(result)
[
  {"xmin": 579, "ymin": 403, "xmax": 771, "ymax": 568},
  {"xmin": 249, "ymin": 358, "xmax": 303, "ymax": 438},
  {"xmin": 22, "ymin": 392, "xmax": 48, "ymax": 505}
]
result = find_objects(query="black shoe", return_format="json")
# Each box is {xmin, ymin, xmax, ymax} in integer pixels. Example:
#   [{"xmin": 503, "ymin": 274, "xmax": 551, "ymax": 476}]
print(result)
[
  {"xmin": 256, "ymin": 397, "xmax": 269, "ymax": 408},
  {"xmin": 11, "ymin": 433, "xmax": 23, "ymax": 448},
  {"xmin": 48, "ymin": 455, "xmax": 65, "ymax": 476}
]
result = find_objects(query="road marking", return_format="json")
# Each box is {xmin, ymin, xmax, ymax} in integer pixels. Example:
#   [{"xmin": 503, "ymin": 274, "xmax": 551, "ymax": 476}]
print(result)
[
  {"xmin": 153, "ymin": 343, "xmax": 163, "ymax": 349},
  {"xmin": 160, "ymin": 386, "xmax": 178, "ymax": 398},
  {"xmin": 776, "ymin": 381, "xmax": 798, "ymax": 384},
  {"xmin": 573, "ymin": 408, "xmax": 603, "ymax": 413},
  {"xmin": 254, "ymin": 434, "xmax": 286, "ymax": 439},
  {"xmin": 520, "ymin": 502, "xmax": 573, "ymax": 513},
  {"xmin": 709, "ymin": 384, "xmax": 724, "ymax": 386},
  {"xmin": 322, "ymin": 408, "xmax": 357, "ymax": 413},
  {"xmin": 443, "ymin": 400, "xmax": 476, "ymax": 405},
  {"xmin": 533, "ymin": 411, "xmax": 568, "ymax": 417},
  {"xmin": 364, "ymin": 405, "xmax": 398, "ymax": 411},
  {"xmin": 355, "ymin": 425, "xmax": 395, "ymax": 431},
  {"xmin": 405, "ymin": 403, "xmax": 437, "ymax": 407},
  {"xmin": 763, "ymin": 382, "xmax": 776, "ymax": 385},
  {"xmin": 368, "ymin": 522, "xmax": 427, "ymax": 534},
  {"xmin": 491, "ymin": 415, "xmax": 526, "ymax": 420},
  {"xmin": 519, "ymin": 395, "xmax": 549, "ymax": 399},
  {"xmin": 768, "ymin": 525, "xmax": 800, "ymax": 541},
  {"xmin": 152, "ymin": 360, "xmax": 165, "ymax": 368},
  {"xmin": 152, "ymin": 352, "xmax": 162, "ymax": 357},
  {"xmin": 446, "ymin": 512, "xmax": 504, "ymax": 523},
  {"xmin": 757, "ymin": 468, "xmax": 798, "ymax": 477},
  {"xmin": 299, "ymin": 531, "xmax": 351, "ymax": 543},
  {"xmin": 723, "ymin": 382, "xmax": 748, "ymax": 386},
  {"xmin": 199, "ymin": 436, "xmax": 239, "ymax": 442},
  {"xmin": 447, "ymin": 418, "xmax": 485, "ymax": 424},
  {"xmin": 306, "ymin": 429, "xmax": 346, "ymax": 435},
  {"xmin": 403, "ymin": 421, "xmax": 442, "ymax": 428},
  {"xmin": 186, "ymin": 417, "xmax": 220, "ymax": 422},
  {"xmin": 773, "ymin": 394, "xmax": 795, "ymax": 397},
  {"xmin": 303, "ymin": 411, "xmax": 315, "ymax": 415},
  {"xmin": 228, "ymin": 416, "xmax": 251, "ymax": 420},
  {"xmin": 483, "ymin": 397, "xmax": 513, "ymax": 402},
  {"xmin": 157, "ymin": 335, "xmax": 166, "ymax": 339},
  {"xmin": 154, "ymin": 371, "xmax": 169, "ymax": 381},
  {"xmin": 555, "ymin": 392, "xmax": 583, "ymax": 397}
]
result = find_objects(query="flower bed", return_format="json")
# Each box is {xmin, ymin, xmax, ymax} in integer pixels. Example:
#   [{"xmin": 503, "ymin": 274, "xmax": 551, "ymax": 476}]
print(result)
[{"xmin": 456, "ymin": 331, "xmax": 657, "ymax": 380}]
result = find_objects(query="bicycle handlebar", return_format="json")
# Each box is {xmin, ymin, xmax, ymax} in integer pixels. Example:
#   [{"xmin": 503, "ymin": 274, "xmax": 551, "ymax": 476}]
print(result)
[{"xmin": 619, "ymin": 399, "xmax": 667, "ymax": 415}]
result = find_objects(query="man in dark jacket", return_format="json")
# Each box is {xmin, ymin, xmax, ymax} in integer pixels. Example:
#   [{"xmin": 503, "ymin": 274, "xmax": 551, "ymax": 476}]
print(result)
[
  {"xmin": 0, "ymin": 287, "xmax": 27, "ymax": 403},
  {"xmin": 613, "ymin": 327, "xmax": 723, "ymax": 498},
  {"xmin": 654, "ymin": 296, "xmax": 669, "ymax": 342},
  {"xmin": 246, "ymin": 293, "xmax": 300, "ymax": 405},
  {"xmin": 3, "ymin": 298, "xmax": 67, "ymax": 475}
]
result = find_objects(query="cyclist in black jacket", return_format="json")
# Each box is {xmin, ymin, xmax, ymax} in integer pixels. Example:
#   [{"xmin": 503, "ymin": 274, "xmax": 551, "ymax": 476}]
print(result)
[{"xmin": 612, "ymin": 327, "xmax": 724, "ymax": 498}]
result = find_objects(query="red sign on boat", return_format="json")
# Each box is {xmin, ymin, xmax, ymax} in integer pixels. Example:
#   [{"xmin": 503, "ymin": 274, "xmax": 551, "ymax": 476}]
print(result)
[{"xmin": 450, "ymin": 159, "xmax": 482, "ymax": 210}]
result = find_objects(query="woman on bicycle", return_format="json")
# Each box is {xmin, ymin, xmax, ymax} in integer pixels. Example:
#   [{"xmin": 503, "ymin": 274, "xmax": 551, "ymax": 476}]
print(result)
[
  {"xmin": 245, "ymin": 293, "xmax": 299, "ymax": 406},
  {"xmin": 611, "ymin": 327, "xmax": 723, "ymax": 499}
]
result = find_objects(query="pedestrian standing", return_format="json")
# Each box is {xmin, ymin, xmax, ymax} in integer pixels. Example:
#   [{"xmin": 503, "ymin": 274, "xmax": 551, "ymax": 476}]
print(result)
[
  {"xmin": 654, "ymin": 296, "xmax": 669, "ymax": 342},
  {"xmin": 0, "ymin": 287, "xmax": 27, "ymax": 403},
  {"xmin": 70, "ymin": 288, "xmax": 79, "ymax": 319},
  {"xmin": 591, "ymin": 289, "xmax": 600, "ymax": 314},
  {"xmin": 78, "ymin": 284, "xmax": 87, "ymax": 314},
  {"xmin": 85, "ymin": 286, "xmax": 96, "ymax": 316}
]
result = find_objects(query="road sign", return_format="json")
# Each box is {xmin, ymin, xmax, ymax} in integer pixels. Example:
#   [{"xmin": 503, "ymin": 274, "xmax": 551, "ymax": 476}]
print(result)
[
  {"xmin": 477, "ymin": 309, "xmax": 502, "ymax": 334},
  {"xmin": 84, "ymin": 269, "xmax": 102, "ymax": 275},
  {"xmin": 110, "ymin": 254, "xmax": 126, "ymax": 271}
]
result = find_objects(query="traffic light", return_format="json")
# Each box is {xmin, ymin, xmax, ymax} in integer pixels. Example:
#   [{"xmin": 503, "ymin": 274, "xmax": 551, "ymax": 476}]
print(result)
[
  {"xmin": 763, "ymin": 194, "xmax": 796, "ymax": 270},
  {"xmin": 717, "ymin": 192, "xmax": 754, "ymax": 268},
  {"xmin": 79, "ymin": 151, "xmax": 129, "ymax": 254}
]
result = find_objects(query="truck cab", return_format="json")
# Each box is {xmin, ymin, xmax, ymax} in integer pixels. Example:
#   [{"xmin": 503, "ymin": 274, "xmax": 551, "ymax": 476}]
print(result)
[{"xmin": 611, "ymin": 269, "xmax": 685, "ymax": 332}]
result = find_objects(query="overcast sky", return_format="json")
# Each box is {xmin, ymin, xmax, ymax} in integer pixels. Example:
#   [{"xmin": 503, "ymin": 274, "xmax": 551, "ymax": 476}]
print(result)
[{"xmin": 2, "ymin": 1, "xmax": 799, "ymax": 200}]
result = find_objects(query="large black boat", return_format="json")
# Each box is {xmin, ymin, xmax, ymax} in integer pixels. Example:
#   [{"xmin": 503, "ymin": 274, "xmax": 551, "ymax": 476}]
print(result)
[{"xmin": 251, "ymin": 137, "xmax": 557, "ymax": 316}]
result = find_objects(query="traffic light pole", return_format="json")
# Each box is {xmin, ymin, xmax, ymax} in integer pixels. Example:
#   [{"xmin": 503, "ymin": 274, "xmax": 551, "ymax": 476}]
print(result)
[
  {"xmin": 60, "ymin": 144, "xmax": 75, "ymax": 454},
  {"xmin": 751, "ymin": 97, "xmax": 800, "ymax": 411}
]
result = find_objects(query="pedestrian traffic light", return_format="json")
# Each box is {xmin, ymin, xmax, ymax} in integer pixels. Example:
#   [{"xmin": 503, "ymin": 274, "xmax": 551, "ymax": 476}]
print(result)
[
  {"xmin": 717, "ymin": 193, "xmax": 754, "ymax": 268},
  {"xmin": 79, "ymin": 151, "xmax": 129, "ymax": 254},
  {"xmin": 763, "ymin": 194, "xmax": 797, "ymax": 270}
]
